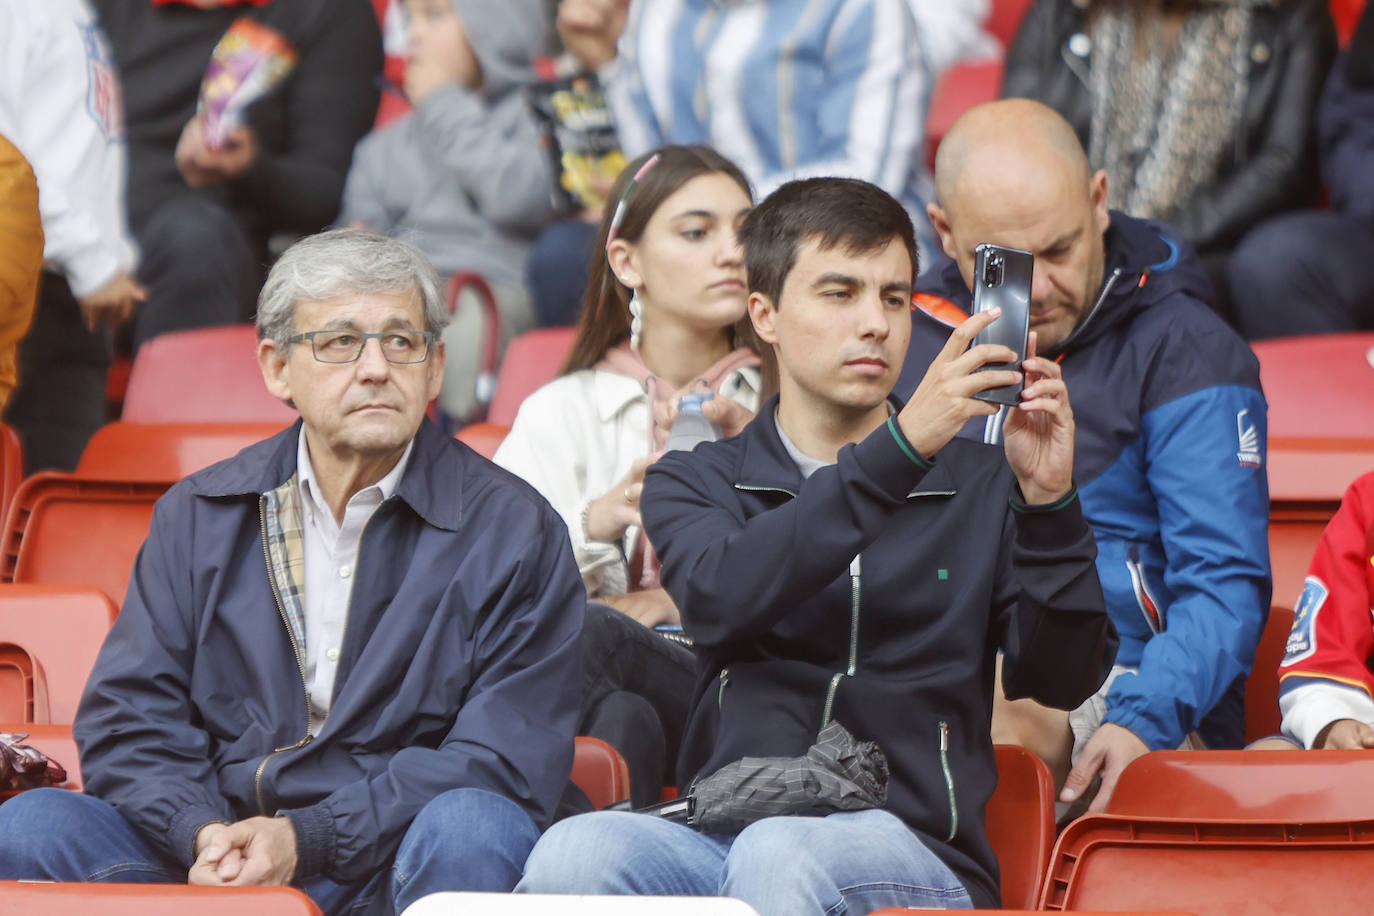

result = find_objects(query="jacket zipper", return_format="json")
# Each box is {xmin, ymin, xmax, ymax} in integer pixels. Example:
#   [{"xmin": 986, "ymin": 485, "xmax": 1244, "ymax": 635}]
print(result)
[
  {"xmin": 255, "ymin": 496, "xmax": 315, "ymax": 815},
  {"xmin": 733, "ymin": 483, "xmax": 797, "ymax": 498},
  {"xmin": 1055, "ymin": 267, "xmax": 1125, "ymax": 354},
  {"xmin": 723, "ymin": 482, "xmax": 793, "ymax": 719},
  {"xmin": 821, "ymin": 555, "xmax": 862, "ymax": 727},
  {"xmin": 938, "ymin": 720, "xmax": 957, "ymax": 841}
]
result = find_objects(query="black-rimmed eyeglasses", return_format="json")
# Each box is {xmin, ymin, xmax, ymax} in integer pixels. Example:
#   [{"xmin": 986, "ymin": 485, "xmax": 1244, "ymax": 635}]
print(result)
[{"xmin": 287, "ymin": 329, "xmax": 436, "ymax": 364}]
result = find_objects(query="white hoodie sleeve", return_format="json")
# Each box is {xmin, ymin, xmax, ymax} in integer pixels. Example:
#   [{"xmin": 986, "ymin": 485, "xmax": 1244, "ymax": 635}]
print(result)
[{"xmin": 0, "ymin": 0, "xmax": 137, "ymax": 298}]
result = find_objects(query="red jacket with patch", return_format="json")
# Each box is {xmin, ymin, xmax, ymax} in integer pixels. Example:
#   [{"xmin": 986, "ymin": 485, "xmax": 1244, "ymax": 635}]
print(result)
[{"xmin": 1278, "ymin": 471, "xmax": 1374, "ymax": 747}]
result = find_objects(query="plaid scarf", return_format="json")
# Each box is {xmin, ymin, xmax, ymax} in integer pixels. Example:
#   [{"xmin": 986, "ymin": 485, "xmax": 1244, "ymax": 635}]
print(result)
[
  {"xmin": 1087, "ymin": 0, "xmax": 1266, "ymax": 224},
  {"xmin": 262, "ymin": 473, "xmax": 307, "ymax": 659}
]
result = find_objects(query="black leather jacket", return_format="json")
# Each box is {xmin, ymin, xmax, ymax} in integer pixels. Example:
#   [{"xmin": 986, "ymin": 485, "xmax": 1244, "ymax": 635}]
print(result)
[{"xmin": 1003, "ymin": 0, "xmax": 1337, "ymax": 254}]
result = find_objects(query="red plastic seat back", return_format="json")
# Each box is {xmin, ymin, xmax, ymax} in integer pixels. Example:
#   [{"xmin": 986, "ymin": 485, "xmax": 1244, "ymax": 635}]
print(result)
[
  {"xmin": 78, "ymin": 422, "xmax": 288, "ymax": 481},
  {"xmin": 1042, "ymin": 814, "xmax": 1374, "ymax": 913},
  {"xmin": 989, "ymin": 744, "xmax": 1055, "ymax": 909},
  {"xmin": 1110, "ymin": 749, "xmax": 1374, "ymax": 822},
  {"xmin": 1245, "ymin": 605, "xmax": 1297, "ymax": 743},
  {"xmin": 0, "ymin": 883, "xmax": 323, "ymax": 914},
  {"xmin": 1268, "ymin": 502, "xmax": 1339, "ymax": 617},
  {"xmin": 571, "ymin": 735, "xmax": 631, "ymax": 810},
  {"xmin": 455, "ymin": 422, "xmax": 510, "ymax": 461},
  {"xmin": 0, "ymin": 422, "xmax": 21, "ymax": 530},
  {"xmin": 987, "ymin": 0, "xmax": 1033, "ymax": 46},
  {"xmin": 487, "ymin": 327, "xmax": 577, "ymax": 426},
  {"xmin": 0, "ymin": 585, "xmax": 117, "ymax": 724},
  {"xmin": 122, "ymin": 325, "xmax": 298, "ymax": 424},
  {"xmin": 0, "ymin": 643, "xmax": 38, "ymax": 722},
  {"xmin": 1, "ymin": 473, "xmax": 168, "ymax": 608},
  {"xmin": 1253, "ymin": 334, "xmax": 1374, "ymax": 441}
]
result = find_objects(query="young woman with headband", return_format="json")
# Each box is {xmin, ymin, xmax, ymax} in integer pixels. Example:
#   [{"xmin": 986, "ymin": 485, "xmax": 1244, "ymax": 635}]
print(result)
[{"xmin": 495, "ymin": 145, "xmax": 768, "ymax": 806}]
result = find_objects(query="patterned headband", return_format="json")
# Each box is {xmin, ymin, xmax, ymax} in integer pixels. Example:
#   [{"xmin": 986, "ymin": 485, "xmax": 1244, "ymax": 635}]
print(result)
[{"xmin": 604, "ymin": 153, "xmax": 662, "ymax": 251}]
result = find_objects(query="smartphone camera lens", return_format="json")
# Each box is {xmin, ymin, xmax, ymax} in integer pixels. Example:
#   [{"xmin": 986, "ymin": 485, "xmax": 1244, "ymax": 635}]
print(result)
[{"xmin": 983, "ymin": 253, "xmax": 1004, "ymax": 288}]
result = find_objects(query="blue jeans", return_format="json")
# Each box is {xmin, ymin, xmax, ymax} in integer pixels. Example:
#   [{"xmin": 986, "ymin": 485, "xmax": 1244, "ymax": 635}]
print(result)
[
  {"xmin": 0, "ymin": 787, "xmax": 540, "ymax": 915},
  {"xmin": 517, "ymin": 808, "xmax": 972, "ymax": 914}
]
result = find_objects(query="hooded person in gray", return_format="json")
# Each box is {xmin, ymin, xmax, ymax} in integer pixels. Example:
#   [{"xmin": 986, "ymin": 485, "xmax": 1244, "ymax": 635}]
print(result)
[{"xmin": 340, "ymin": 0, "xmax": 555, "ymax": 419}]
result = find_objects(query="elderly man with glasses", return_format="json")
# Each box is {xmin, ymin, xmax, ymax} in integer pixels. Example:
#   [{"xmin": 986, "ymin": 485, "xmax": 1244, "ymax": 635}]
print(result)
[{"xmin": 0, "ymin": 229, "xmax": 586, "ymax": 916}]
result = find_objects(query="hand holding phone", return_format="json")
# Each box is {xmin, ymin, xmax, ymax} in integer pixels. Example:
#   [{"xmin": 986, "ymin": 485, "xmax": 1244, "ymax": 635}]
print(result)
[{"xmin": 970, "ymin": 244, "xmax": 1033, "ymax": 407}]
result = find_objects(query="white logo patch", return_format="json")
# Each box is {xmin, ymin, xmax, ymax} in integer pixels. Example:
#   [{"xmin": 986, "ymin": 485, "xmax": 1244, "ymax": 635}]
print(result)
[
  {"xmin": 1283, "ymin": 576, "xmax": 1327, "ymax": 665},
  {"xmin": 1237, "ymin": 409, "xmax": 1262, "ymax": 467}
]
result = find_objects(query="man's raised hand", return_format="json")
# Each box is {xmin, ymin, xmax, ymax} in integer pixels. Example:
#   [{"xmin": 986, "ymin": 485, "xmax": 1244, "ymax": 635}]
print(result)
[
  {"xmin": 895, "ymin": 307, "xmax": 1020, "ymax": 460},
  {"xmin": 1002, "ymin": 331, "xmax": 1076, "ymax": 505}
]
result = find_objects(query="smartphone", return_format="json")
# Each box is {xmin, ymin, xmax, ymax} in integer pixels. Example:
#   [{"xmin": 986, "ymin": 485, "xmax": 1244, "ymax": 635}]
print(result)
[{"xmin": 970, "ymin": 243, "xmax": 1034, "ymax": 407}]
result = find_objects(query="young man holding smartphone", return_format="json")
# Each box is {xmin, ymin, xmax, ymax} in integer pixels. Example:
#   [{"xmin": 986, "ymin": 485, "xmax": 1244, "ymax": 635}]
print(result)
[
  {"xmin": 905, "ymin": 99, "xmax": 1272, "ymax": 812},
  {"xmin": 516, "ymin": 177, "xmax": 1117, "ymax": 913}
]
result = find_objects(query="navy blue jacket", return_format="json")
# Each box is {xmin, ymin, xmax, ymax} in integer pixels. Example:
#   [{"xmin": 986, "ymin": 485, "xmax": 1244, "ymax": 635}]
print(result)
[
  {"xmin": 641, "ymin": 404, "xmax": 1115, "ymax": 908},
  {"xmin": 74, "ymin": 420, "xmax": 584, "ymax": 883},
  {"xmin": 901, "ymin": 212, "xmax": 1271, "ymax": 751}
]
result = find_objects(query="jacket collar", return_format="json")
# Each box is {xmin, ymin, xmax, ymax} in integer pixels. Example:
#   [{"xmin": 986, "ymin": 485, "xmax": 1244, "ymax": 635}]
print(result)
[
  {"xmin": 592, "ymin": 370, "xmax": 650, "ymax": 424},
  {"xmin": 731, "ymin": 395, "xmax": 959, "ymax": 497},
  {"xmin": 190, "ymin": 419, "xmax": 463, "ymax": 532}
]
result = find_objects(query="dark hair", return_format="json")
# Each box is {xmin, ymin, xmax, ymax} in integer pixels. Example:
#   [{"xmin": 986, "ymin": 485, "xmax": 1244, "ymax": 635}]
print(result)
[
  {"xmin": 739, "ymin": 178, "xmax": 918, "ymax": 308},
  {"xmin": 562, "ymin": 145, "xmax": 761, "ymax": 374}
]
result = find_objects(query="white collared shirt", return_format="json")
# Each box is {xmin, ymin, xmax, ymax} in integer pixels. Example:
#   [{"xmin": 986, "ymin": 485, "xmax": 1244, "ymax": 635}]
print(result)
[
  {"xmin": 494, "ymin": 365, "xmax": 761, "ymax": 597},
  {"xmin": 296, "ymin": 431, "xmax": 413, "ymax": 733}
]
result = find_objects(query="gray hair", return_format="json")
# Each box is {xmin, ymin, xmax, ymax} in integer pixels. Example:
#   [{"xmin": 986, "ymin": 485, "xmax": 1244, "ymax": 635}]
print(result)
[{"xmin": 256, "ymin": 228, "xmax": 451, "ymax": 347}]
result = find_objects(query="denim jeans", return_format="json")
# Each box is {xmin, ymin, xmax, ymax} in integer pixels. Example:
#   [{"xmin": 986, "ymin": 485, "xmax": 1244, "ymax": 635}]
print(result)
[
  {"xmin": 0, "ymin": 786, "xmax": 540, "ymax": 915},
  {"xmin": 517, "ymin": 808, "xmax": 972, "ymax": 914}
]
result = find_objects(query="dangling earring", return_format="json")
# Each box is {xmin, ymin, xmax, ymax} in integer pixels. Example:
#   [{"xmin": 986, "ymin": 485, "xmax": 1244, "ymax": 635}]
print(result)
[{"xmin": 628, "ymin": 293, "xmax": 644, "ymax": 351}]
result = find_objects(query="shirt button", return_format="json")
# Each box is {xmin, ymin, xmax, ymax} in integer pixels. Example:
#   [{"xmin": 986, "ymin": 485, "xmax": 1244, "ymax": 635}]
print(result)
[
  {"xmin": 326, "ymin": 648, "xmax": 340, "ymax": 662},
  {"xmin": 339, "ymin": 565, "xmax": 351, "ymax": 578}
]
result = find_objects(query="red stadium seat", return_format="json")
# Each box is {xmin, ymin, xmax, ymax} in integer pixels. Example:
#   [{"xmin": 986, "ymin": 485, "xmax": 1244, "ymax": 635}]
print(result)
[
  {"xmin": 0, "ymin": 585, "xmax": 116, "ymax": 725},
  {"xmin": 1268, "ymin": 501, "xmax": 1339, "ymax": 618},
  {"xmin": 1253, "ymin": 333, "xmax": 1374, "ymax": 503},
  {"xmin": 78, "ymin": 422, "xmax": 288, "ymax": 481},
  {"xmin": 986, "ymin": 0, "xmax": 1034, "ymax": 47},
  {"xmin": 0, "ymin": 473, "xmax": 168, "ymax": 607},
  {"xmin": 455, "ymin": 422, "xmax": 509, "ymax": 460},
  {"xmin": 925, "ymin": 59, "xmax": 1004, "ymax": 170},
  {"xmin": 1041, "ymin": 814, "xmax": 1374, "ymax": 913},
  {"xmin": 0, "ymin": 422, "xmax": 20, "ymax": 531},
  {"xmin": 1109, "ymin": 749, "xmax": 1374, "ymax": 822},
  {"xmin": 1245, "ymin": 605, "xmax": 1297, "ymax": 743},
  {"xmin": 122, "ymin": 324, "xmax": 297, "ymax": 424},
  {"xmin": 571, "ymin": 735, "xmax": 631, "ymax": 810},
  {"xmin": 0, "ymin": 883, "xmax": 323, "ymax": 915},
  {"xmin": 486, "ymin": 327, "xmax": 577, "ymax": 426},
  {"xmin": 447, "ymin": 272, "xmax": 504, "ymax": 421},
  {"xmin": 988, "ymin": 744, "xmax": 1054, "ymax": 909}
]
